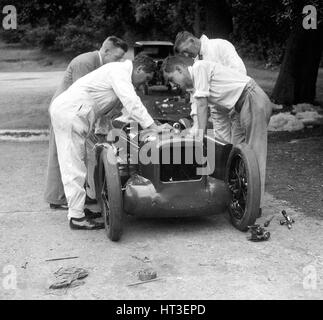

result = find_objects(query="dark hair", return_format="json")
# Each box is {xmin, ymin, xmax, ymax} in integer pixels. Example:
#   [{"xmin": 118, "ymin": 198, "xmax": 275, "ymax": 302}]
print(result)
[
  {"xmin": 161, "ymin": 55, "xmax": 194, "ymax": 73},
  {"xmin": 133, "ymin": 54, "xmax": 158, "ymax": 73},
  {"xmin": 174, "ymin": 31, "xmax": 195, "ymax": 53},
  {"xmin": 106, "ymin": 36, "xmax": 128, "ymax": 52}
]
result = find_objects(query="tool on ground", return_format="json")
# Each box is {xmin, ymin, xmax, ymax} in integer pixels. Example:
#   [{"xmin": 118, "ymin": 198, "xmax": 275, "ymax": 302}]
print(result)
[
  {"xmin": 264, "ymin": 215, "xmax": 275, "ymax": 227},
  {"xmin": 127, "ymin": 278, "xmax": 162, "ymax": 287},
  {"xmin": 247, "ymin": 224, "xmax": 270, "ymax": 242},
  {"xmin": 280, "ymin": 210, "xmax": 295, "ymax": 229},
  {"xmin": 45, "ymin": 256, "xmax": 79, "ymax": 262}
]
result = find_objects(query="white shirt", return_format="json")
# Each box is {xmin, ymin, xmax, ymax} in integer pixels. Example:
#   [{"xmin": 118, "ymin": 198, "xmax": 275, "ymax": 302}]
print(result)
[
  {"xmin": 198, "ymin": 34, "xmax": 246, "ymax": 75},
  {"xmin": 67, "ymin": 60, "xmax": 154, "ymax": 130},
  {"xmin": 191, "ymin": 35, "xmax": 247, "ymax": 116},
  {"xmin": 189, "ymin": 60, "xmax": 251, "ymax": 112}
]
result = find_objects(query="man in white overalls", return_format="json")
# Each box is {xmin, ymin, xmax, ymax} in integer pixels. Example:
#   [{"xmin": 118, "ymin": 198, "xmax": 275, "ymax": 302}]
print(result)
[
  {"xmin": 50, "ymin": 55, "xmax": 168, "ymax": 230},
  {"xmin": 45, "ymin": 36, "xmax": 128, "ymax": 210}
]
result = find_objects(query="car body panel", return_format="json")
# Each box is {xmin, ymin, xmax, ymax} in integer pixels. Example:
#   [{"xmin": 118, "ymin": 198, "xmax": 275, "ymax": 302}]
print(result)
[
  {"xmin": 108, "ymin": 129, "xmax": 233, "ymax": 218},
  {"xmin": 123, "ymin": 174, "xmax": 230, "ymax": 217}
]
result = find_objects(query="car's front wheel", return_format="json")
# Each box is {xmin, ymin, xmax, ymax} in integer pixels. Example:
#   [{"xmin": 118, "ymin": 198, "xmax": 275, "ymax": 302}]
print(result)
[
  {"xmin": 225, "ymin": 143, "xmax": 261, "ymax": 231},
  {"xmin": 97, "ymin": 146, "xmax": 123, "ymax": 241}
]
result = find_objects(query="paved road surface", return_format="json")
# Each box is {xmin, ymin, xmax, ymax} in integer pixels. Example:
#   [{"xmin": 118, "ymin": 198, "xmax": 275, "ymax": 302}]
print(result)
[{"xmin": 0, "ymin": 72, "xmax": 63, "ymax": 130}]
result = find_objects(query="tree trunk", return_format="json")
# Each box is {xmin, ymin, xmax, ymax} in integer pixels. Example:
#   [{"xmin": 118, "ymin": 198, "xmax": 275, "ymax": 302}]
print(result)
[
  {"xmin": 272, "ymin": 24, "xmax": 323, "ymax": 105},
  {"xmin": 193, "ymin": 1, "xmax": 201, "ymax": 36},
  {"xmin": 204, "ymin": 0, "xmax": 233, "ymax": 39}
]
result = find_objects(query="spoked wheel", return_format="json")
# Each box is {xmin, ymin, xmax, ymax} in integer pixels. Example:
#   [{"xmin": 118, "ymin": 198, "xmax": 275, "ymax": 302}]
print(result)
[
  {"xmin": 225, "ymin": 143, "xmax": 261, "ymax": 231},
  {"xmin": 97, "ymin": 146, "xmax": 123, "ymax": 241}
]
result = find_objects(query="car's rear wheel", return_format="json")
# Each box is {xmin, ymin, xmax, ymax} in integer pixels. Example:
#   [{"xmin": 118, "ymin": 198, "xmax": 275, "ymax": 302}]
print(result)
[
  {"xmin": 225, "ymin": 143, "xmax": 260, "ymax": 231},
  {"xmin": 97, "ymin": 146, "xmax": 123, "ymax": 241}
]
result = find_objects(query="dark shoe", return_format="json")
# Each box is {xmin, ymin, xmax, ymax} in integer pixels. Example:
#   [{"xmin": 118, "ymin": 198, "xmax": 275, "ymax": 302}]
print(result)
[
  {"xmin": 84, "ymin": 208, "xmax": 102, "ymax": 219},
  {"xmin": 50, "ymin": 203, "xmax": 68, "ymax": 210},
  {"xmin": 69, "ymin": 217, "xmax": 104, "ymax": 230},
  {"xmin": 85, "ymin": 195, "xmax": 97, "ymax": 205},
  {"xmin": 257, "ymin": 208, "xmax": 262, "ymax": 218}
]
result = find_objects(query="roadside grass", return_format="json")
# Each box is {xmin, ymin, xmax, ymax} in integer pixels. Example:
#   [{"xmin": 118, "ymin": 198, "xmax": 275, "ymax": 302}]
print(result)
[
  {"xmin": 0, "ymin": 41, "xmax": 134, "ymax": 72},
  {"xmin": 245, "ymin": 58, "xmax": 323, "ymax": 104},
  {"xmin": 0, "ymin": 41, "xmax": 70, "ymax": 72},
  {"xmin": 267, "ymin": 127, "xmax": 323, "ymax": 218},
  {"xmin": 245, "ymin": 60, "xmax": 279, "ymax": 97}
]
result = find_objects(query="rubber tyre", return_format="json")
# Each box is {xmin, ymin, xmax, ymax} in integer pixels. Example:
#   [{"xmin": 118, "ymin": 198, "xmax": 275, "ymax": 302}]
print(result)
[
  {"xmin": 141, "ymin": 84, "xmax": 149, "ymax": 95},
  {"xmin": 98, "ymin": 146, "xmax": 123, "ymax": 241},
  {"xmin": 225, "ymin": 143, "xmax": 261, "ymax": 231}
]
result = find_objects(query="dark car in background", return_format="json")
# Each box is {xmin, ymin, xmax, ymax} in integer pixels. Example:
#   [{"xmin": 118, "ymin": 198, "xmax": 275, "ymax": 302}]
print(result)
[{"xmin": 134, "ymin": 41, "xmax": 174, "ymax": 94}]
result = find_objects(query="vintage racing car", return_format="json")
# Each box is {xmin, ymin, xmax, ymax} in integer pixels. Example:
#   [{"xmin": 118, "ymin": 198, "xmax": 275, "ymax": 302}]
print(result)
[{"xmin": 94, "ymin": 114, "xmax": 261, "ymax": 241}]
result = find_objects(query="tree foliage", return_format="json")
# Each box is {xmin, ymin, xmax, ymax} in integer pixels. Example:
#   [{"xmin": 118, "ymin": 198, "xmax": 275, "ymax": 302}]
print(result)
[{"xmin": 0, "ymin": 0, "xmax": 322, "ymax": 64}]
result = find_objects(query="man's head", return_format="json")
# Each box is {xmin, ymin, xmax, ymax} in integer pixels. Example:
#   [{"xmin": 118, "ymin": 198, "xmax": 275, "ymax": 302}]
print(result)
[
  {"xmin": 174, "ymin": 31, "xmax": 201, "ymax": 58},
  {"xmin": 161, "ymin": 55, "xmax": 194, "ymax": 90},
  {"xmin": 131, "ymin": 54, "xmax": 157, "ymax": 88},
  {"xmin": 100, "ymin": 36, "xmax": 128, "ymax": 64}
]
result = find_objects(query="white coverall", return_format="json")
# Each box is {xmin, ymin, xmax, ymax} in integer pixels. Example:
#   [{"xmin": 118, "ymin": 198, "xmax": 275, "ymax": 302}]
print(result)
[
  {"xmin": 50, "ymin": 60, "xmax": 154, "ymax": 220},
  {"xmin": 190, "ymin": 34, "xmax": 247, "ymax": 142},
  {"xmin": 189, "ymin": 60, "xmax": 272, "ymax": 207},
  {"xmin": 45, "ymin": 50, "xmax": 104, "ymax": 205}
]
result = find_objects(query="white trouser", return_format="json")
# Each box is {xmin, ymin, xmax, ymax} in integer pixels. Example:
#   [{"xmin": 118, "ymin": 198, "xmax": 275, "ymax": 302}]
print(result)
[
  {"xmin": 231, "ymin": 81, "xmax": 272, "ymax": 207},
  {"xmin": 85, "ymin": 139, "xmax": 97, "ymax": 200},
  {"xmin": 210, "ymin": 105, "xmax": 232, "ymax": 143},
  {"xmin": 44, "ymin": 125, "xmax": 97, "ymax": 205},
  {"xmin": 50, "ymin": 95, "xmax": 96, "ymax": 220}
]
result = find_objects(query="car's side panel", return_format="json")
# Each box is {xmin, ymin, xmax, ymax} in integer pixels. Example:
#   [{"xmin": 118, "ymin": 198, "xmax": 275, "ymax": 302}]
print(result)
[{"xmin": 123, "ymin": 174, "xmax": 230, "ymax": 217}]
